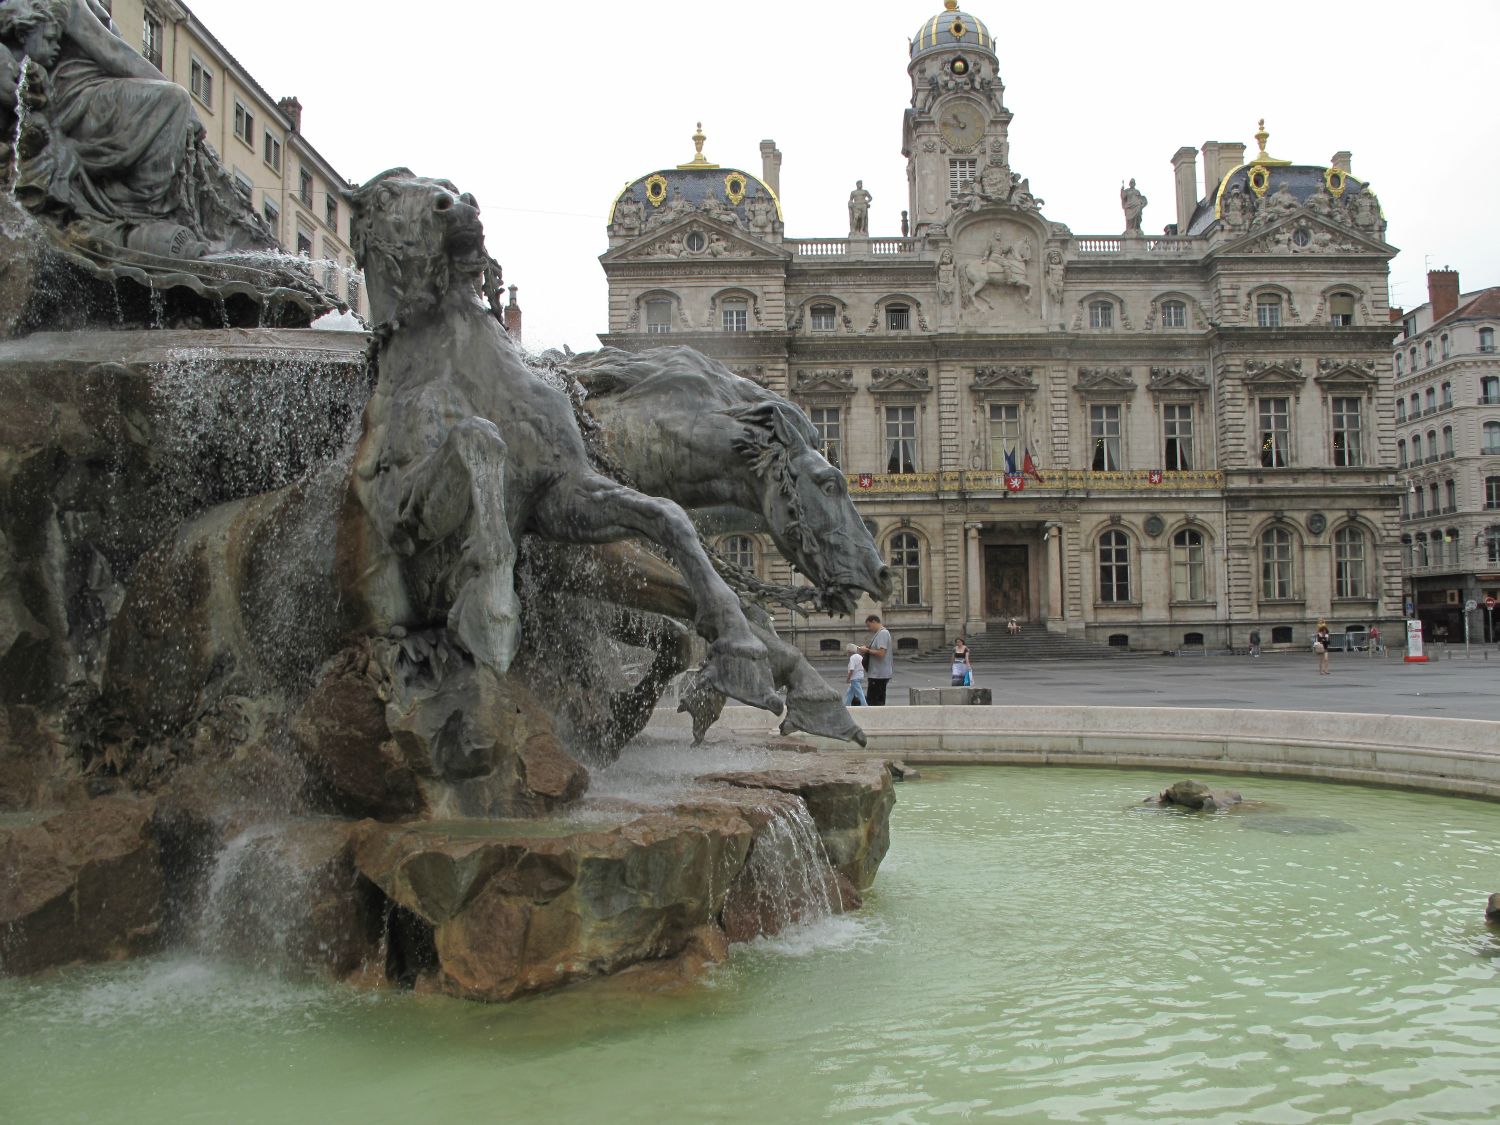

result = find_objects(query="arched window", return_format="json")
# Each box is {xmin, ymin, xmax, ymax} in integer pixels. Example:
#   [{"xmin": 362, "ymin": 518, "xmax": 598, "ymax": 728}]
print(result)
[
  {"xmin": 1333, "ymin": 526, "xmax": 1366, "ymax": 599},
  {"xmin": 1441, "ymin": 334, "xmax": 1451, "ymax": 359},
  {"xmin": 1260, "ymin": 526, "xmax": 1296, "ymax": 600},
  {"xmin": 1328, "ymin": 292, "xmax": 1355, "ymax": 326},
  {"xmin": 1409, "ymin": 393, "xmax": 1420, "ymax": 416},
  {"xmin": 1441, "ymin": 381, "xmax": 1453, "ymax": 408},
  {"xmin": 1487, "ymin": 526, "xmax": 1500, "ymax": 564},
  {"xmin": 1401, "ymin": 534, "xmax": 1413, "ymax": 569},
  {"xmin": 1255, "ymin": 294, "xmax": 1283, "ymax": 328},
  {"xmin": 1425, "ymin": 388, "xmax": 1436, "ymax": 413},
  {"xmin": 1397, "ymin": 438, "xmax": 1407, "ymax": 468},
  {"xmin": 721, "ymin": 535, "xmax": 756, "ymax": 573},
  {"xmin": 1445, "ymin": 478, "xmax": 1457, "ymax": 510},
  {"xmin": 1424, "ymin": 340, "xmax": 1434, "ymax": 365},
  {"xmin": 888, "ymin": 532, "xmax": 922, "ymax": 605},
  {"xmin": 1089, "ymin": 300, "xmax": 1113, "ymax": 329},
  {"xmin": 1098, "ymin": 529, "xmax": 1131, "ymax": 603},
  {"xmin": 1429, "ymin": 482, "xmax": 1440, "ymax": 512},
  {"xmin": 1396, "ymin": 399, "xmax": 1405, "ymax": 423},
  {"xmin": 1484, "ymin": 376, "xmax": 1500, "ymax": 404},
  {"xmin": 1426, "ymin": 429, "xmax": 1438, "ymax": 460},
  {"xmin": 1171, "ymin": 528, "xmax": 1206, "ymax": 602},
  {"xmin": 1481, "ymin": 327, "xmax": 1496, "ymax": 353},
  {"xmin": 1448, "ymin": 528, "xmax": 1461, "ymax": 566},
  {"xmin": 1395, "ymin": 353, "xmax": 1404, "ymax": 376},
  {"xmin": 809, "ymin": 303, "xmax": 837, "ymax": 332},
  {"xmin": 1417, "ymin": 532, "xmax": 1431, "ymax": 566},
  {"xmin": 1413, "ymin": 487, "xmax": 1425, "ymax": 517},
  {"xmin": 1411, "ymin": 433, "xmax": 1422, "ymax": 462},
  {"xmin": 1484, "ymin": 421, "xmax": 1500, "ymax": 455},
  {"xmin": 1443, "ymin": 426, "xmax": 1454, "ymax": 456},
  {"xmin": 1409, "ymin": 347, "xmax": 1418, "ymax": 370},
  {"xmin": 1160, "ymin": 300, "xmax": 1186, "ymax": 328},
  {"xmin": 1487, "ymin": 476, "xmax": 1500, "ymax": 510}
]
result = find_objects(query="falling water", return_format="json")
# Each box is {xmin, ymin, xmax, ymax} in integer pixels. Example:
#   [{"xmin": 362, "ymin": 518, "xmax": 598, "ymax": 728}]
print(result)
[
  {"xmin": 727, "ymin": 795, "xmax": 841, "ymax": 939},
  {"xmin": 8, "ymin": 55, "xmax": 29, "ymax": 199}
]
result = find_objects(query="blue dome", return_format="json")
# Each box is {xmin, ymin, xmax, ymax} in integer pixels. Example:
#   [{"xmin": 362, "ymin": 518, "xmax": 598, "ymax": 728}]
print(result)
[{"xmin": 911, "ymin": 4, "xmax": 995, "ymax": 61}]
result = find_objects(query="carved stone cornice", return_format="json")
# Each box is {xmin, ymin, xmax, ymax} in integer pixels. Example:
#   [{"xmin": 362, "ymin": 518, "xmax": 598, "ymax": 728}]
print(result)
[
  {"xmin": 971, "ymin": 365, "xmax": 1037, "ymax": 396},
  {"xmin": 1075, "ymin": 366, "xmax": 1137, "ymax": 397},
  {"xmin": 869, "ymin": 367, "xmax": 932, "ymax": 395},
  {"xmin": 792, "ymin": 368, "xmax": 855, "ymax": 396},
  {"xmin": 1147, "ymin": 366, "xmax": 1210, "ymax": 396},
  {"xmin": 1313, "ymin": 357, "xmax": 1379, "ymax": 393},
  {"xmin": 1241, "ymin": 357, "xmax": 1306, "ymax": 394}
]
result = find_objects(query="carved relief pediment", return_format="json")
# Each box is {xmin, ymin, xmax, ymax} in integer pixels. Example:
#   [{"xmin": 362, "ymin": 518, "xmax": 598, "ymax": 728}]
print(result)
[
  {"xmin": 1314, "ymin": 357, "xmax": 1379, "ymax": 391},
  {"xmin": 972, "ymin": 365, "xmax": 1037, "ymax": 393},
  {"xmin": 869, "ymin": 367, "xmax": 932, "ymax": 395},
  {"xmin": 1147, "ymin": 366, "xmax": 1210, "ymax": 395},
  {"xmin": 1242, "ymin": 358, "xmax": 1306, "ymax": 389},
  {"xmin": 1075, "ymin": 366, "xmax": 1137, "ymax": 397},
  {"xmin": 792, "ymin": 368, "xmax": 855, "ymax": 396},
  {"xmin": 604, "ymin": 215, "xmax": 789, "ymax": 263},
  {"xmin": 1221, "ymin": 213, "xmax": 1387, "ymax": 257}
]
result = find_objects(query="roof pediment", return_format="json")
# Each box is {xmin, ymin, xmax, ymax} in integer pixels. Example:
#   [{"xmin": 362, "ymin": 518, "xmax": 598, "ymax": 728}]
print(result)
[
  {"xmin": 870, "ymin": 366, "xmax": 932, "ymax": 394},
  {"xmin": 1242, "ymin": 358, "xmax": 1306, "ymax": 387},
  {"xmin": 1217, "ymin": 212, "xmax": 1390, "ymax": 257},
  {"xmin": 1075, "ymin": 366, "xmax": 1137, "ymax": 396},
  {"xmin": 1314, "ymin": 357, "xmax": 1379, "ymax": 388},
  {"xmin": 1148, "ymin": 366, "xmax": 1210, "ymax": 394},
  {"xmin": 603, "ymin": 215, "xmax": 790, "ymax": 264},
  {"xmin": 792, "ymin": 367, "xmax": 855, "ymax": 396},
  {"xmin": 972, "ymin": 365, "xmax": 1038, "ymax": 393}
]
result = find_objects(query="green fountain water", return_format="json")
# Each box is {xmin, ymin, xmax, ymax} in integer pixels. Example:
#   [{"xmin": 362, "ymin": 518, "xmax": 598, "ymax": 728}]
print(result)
[{"xmin": 5, "ymin": 766, "xmax": 1500, "ymax": 1124}]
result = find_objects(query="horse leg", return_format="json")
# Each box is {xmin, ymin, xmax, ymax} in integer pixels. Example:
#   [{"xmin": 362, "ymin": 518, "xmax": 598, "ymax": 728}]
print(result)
[
  {"xmin": 532, "ymin": 474, "xmax": 781, "ymax": 713},
  {"xmin": 391, "ymin": 417, "xmax": 520, "ymax": 675}
]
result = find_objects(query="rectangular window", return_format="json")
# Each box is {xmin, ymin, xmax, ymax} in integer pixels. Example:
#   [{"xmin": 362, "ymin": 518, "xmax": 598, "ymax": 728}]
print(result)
[
  {"xmin": 1089, "ymin": 404, "xmax": 1121, "ymax": 471},
  {"xmin": 1163, "ymin": 403, "xmax": 1193, "ymax": 470},
  {"xmin": 1172, "ymin": 532, "xmax": 1206, "ymax": 602},
  {"xmin": 810, "ymin": 305, "xmax": 836, "ymax": 331},
  {"xmin": 189, "ymin": 58, "xmax": 213, "ymax": 109},
  {"xmin": 263, "ymin": 132, "xmax": 282, "ymax": 173},
  {"xmin": 262, "ymin": 199, "xmax": 279, "ymax": 238},
  {"xmin": 987, "ymin": 402, "xmax": 1022, "ymax": 472},
  {"xmin": 1483, "ymin": 376, "xmax": 1500, "ymax": 405},
  {"xmin": 948, "ymin": 159, "xmax": 977, "ymax": 197},
  {"xmin": 1089, "ymin": 301, "xmax": 1113, "ymax": 330},
  {"xmin": 1098, "ymin": 533, "xmax": 1131, "ymax": 604},
  {"xmin": 1331, "ymin": 397, "xmax": 1362, "ymax": 467},
  {"xmin": 1328, "ymin": 293, "xmax": 1355, "ymax": 326},
  {"xmin": 886, "ymin": 305, "xmax": 909, "ymax": 331},
  {"xmin": 1487, "ymin": 477, "xmax": 1500, "ymax": 510},
  {"xmin": 810, "ymin": 407, "xmax": 842, "ymax": 468},
  {"xmin": 299, "ymin": 167, "xmax": 314, "ymax": 206},
  {"xmin": 233, "ymin": 99, "xmax": 254, "ymax": 146},
  {"xmin": 231, "ymin": 169, "xmax": 253, "ymax": 200},
  {"xmin": 885, "ymin": 406, "xmax": 917, "ymax": 474},
  {"xmin": 295, "ymin": 227, "xmax": 313, "ymax": 257},
  {"xmin": 1256, "ymin": 296, "xmax": 1282, "ymax": 328},
  {"xmin": 644, "ymin": 299, "xmax": 672, "ymax": 334},
  {"xmin": 142, "ymin": 14, "xmax": 163, "ymax": 70},
  {"xmin": 1160, "ymin": 301, "xmax": 1186, "ymax": 328},
  {"xmin": 325, "ymin": 194, "xmax": 339, "ymax": 231},
  {"xmin": 1261, "ymin": 530, "xmax": 1293, "ymax": 600},
  {"xmin": 1259, "ymin": 397, "xmax": 1289, "ymax": 468},
  {"xmin": 1335, "ymin": 531, "xmax": 1366, "ymax": 599},
  {"xmin": 721, "ymin": 300, "xmax": 748, "ymax": 332}
]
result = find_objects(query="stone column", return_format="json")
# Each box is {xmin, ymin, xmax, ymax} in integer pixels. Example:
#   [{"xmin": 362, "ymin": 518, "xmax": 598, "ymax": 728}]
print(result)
[
  {"xmin": 1045, "ymin": 522, "xmax": 1064, "ymax": 625},
  {"xmin": 965, "ymin": 524, "xmax": 986, "ymax": 636}
]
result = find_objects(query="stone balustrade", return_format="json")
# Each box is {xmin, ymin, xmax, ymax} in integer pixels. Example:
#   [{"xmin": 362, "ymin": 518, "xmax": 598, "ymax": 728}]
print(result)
[{"xmin": 846, "ymin": 468, "xmax": 1225, "ymax": 496}]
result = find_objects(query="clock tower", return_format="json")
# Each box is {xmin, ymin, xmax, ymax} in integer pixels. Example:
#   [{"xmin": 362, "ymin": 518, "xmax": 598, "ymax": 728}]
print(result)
[{"xmin": 903, "ymin": 0, "xmax": 1011, "ymax": 235}]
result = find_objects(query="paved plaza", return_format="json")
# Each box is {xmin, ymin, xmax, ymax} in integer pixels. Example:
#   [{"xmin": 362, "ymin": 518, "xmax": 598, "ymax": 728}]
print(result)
[{"xmin": 810, "ymin": 647, "xmax": 1500, "ymax": 722}]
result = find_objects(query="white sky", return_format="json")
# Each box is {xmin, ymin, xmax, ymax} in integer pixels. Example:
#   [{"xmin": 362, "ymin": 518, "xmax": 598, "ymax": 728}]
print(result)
[{"xmin": 185, "ymin": 0, "xmax": 1500, "ymax": 351}]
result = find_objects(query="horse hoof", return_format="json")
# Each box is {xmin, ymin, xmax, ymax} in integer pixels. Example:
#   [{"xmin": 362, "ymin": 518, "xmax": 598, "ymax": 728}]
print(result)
[{"xmin": 704, "ymin": 643, "xmax": 779, "ymax": 714}]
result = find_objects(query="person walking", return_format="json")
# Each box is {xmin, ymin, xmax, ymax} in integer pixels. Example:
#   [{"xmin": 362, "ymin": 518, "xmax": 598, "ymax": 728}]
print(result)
[
  {"xmin": 1248, "ymin": 629, "xmax": 1261, "ymax": 658},
  {"xmin": 843, "ymin": 643, "xmax": 867, "ymax": 707},
  {"xmin": 951, "ymin": 636, "xmax": 972, "ymax": 686},
  {"xmin": 858, "ymin": 614, "xmax": 893, "ymax": 705},
  {"xmin": 1314, "ymin": 619, "xmax": 1331, "ymax": 675}
]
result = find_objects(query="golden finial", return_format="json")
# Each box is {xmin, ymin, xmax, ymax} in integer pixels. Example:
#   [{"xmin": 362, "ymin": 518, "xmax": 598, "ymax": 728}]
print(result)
[
  {"xmin": 676, "ymin": 122, "xmax": 720, "ymax": 169},
  {"xmin": 944, "ymin": 0, "xmax": 959, "ymax": 9},
  {"xmin": 1250, "ymin": 117, "xmax": 1290, "ymax": 166}
]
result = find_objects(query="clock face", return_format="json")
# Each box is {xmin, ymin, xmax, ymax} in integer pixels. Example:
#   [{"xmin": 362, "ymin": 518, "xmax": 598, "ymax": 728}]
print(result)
[{"xmin": 939, "ymin": 102, "xmax": 985, "ymax": 151}]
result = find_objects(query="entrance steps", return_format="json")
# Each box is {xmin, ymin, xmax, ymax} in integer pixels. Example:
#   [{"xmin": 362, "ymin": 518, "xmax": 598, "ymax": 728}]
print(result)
[{"xmin": 913, "ymin": 628, "xmax": 1150, "ymax": 663}]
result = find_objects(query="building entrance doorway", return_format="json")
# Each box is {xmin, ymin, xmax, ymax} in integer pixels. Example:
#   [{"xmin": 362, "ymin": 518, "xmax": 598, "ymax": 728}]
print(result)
[{"xmin": 984, "ymin": 545, "xmax": 1030, "ymax": 620}]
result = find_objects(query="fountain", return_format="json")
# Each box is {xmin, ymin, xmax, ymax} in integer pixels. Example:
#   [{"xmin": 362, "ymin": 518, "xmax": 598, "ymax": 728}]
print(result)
[{"xmin": 0, "ymin": 9, "xmax": 895, "ymax": 997}]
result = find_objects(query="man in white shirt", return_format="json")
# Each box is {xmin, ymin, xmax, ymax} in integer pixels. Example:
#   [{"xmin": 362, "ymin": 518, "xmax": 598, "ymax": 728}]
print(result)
[
  {"xmin": 858, "ymin": 614, "xmax": 893, "ymax": 706},
  {"xmin": 843, "ymin": 643, "xmax": 867, "ymax": 706}
]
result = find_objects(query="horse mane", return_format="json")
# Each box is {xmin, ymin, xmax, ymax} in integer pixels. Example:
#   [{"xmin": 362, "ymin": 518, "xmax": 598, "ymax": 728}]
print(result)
[{"xmin": 566, "ymin": 346, "xmax": 770, "ymax": 410}]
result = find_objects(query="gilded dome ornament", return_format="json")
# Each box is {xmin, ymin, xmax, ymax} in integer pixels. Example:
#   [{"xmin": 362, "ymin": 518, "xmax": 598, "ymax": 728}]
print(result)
[
  {"xmin": 1324, "ymin": 167, "xmax": 1348, "ymax": 197},
  {"xmin": 676, "ymin": 122, "xmax": 720, "ymax": 170},
  {"xmin": 645, "ymin": 174, "xmax": 669, "ymax": 207},
  {"xmin": 724, "ymin": 172, "xmax": 747, "ymax": 205}
]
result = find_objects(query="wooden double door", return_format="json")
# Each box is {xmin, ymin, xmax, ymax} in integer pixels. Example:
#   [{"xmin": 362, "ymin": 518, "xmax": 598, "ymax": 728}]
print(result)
[{"xmin": 984, "ymin": 544, "xmax": 1030, "ymax": 620}]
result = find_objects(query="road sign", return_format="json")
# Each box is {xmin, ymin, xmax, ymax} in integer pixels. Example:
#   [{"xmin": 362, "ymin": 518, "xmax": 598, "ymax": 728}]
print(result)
[{"xmin": 1465, "ymin": 599, "xmax": 1478, "ymax": 612}]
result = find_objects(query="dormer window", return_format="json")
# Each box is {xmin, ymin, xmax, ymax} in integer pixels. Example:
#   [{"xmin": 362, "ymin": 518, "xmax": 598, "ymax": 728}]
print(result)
[
  {"xmin": 886, "ymin": 304, "xmax": 910, "ymax": 331},
  {"xmin": 810, "ymin": 304, "xmax": 837, "ymax": 331},
  {"xmin": 1088, "ymin": 300, "xmax": 1113, "ymax": 329},
  {"xmin": 1256, "ymin": 294, "xmax": 1282, "ymax": 328}
]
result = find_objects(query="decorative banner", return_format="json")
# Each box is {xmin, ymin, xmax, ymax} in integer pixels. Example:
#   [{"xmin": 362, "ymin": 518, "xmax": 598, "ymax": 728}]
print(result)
[
  {"xmin": 1004, "ymin": 473, "xmax": 1025, "ymax": 492},
  {"xmin": 1147, "ymin": 469, "xmax": 1164, "ymax": 485},
  {"xmin": 858, "ymin": 473, "xmax": 873, "ymax": 490}
]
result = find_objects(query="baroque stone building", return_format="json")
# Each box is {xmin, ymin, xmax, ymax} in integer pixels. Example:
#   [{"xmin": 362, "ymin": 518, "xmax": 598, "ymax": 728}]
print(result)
[
  {"xmin": 599, "ymin": 1, "xmax": 1401, "ymax": 655},
  {"xmin": 101, "ymin": 0, "xmax": 364, "ymax": 314},
  {"xmin": 1393, "ymin": 270, "xmax": 1500, "ymax": 643}
]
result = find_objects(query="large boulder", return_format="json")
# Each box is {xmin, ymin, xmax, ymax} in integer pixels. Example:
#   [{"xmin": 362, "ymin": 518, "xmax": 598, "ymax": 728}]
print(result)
[
  {"xmin": 0, "ymin": 797, "xmax": 162, "ymax": 974},
  {"xmin": 352, "ymin": 804, "xmax": 755, "ymax": 1001},
  {"xmin": 1145, "ymin": 779, "xmax": 1243, "ymax": 811}
]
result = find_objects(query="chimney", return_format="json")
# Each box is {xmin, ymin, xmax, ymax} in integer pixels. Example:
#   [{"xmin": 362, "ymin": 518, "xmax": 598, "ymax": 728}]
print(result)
[
  {"xmin": 1218, "ymin": 142, "xmax": 1246, "ymax": 186},
  {"xmin": 1172, "ymin": 146, "xmax": 1198, "ymax": 232},
  {"xmin": 1330, "ymin": 151, "xmax": 1352, "ymax": 174},
  {"xmin": 278, "ymin": 96, "xmax": 303, "ymax": 133},
  {"xmin": 1389, "ymin": 306, "xmax": 1404, "ymax": 324},
  {"xmin": 504, "ymin": 284, "xmax": 522, "ymax": 343},
  {"xmin": 1200, "ymin": 142, "xmax": 1221, "ymax": 200},
  {"xmin": 759, "ymin": 139, "xmax": 782, "ymax": 198},
  {"xmin": 1427, "ymin": 269, "xmax": 1460, "ymax": 323}
]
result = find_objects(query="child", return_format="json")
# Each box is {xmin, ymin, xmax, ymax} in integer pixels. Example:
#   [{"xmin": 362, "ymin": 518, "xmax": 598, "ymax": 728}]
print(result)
[{"xmin": 844, "ymin": 642, "xmax": 867, "ymax": 706}]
